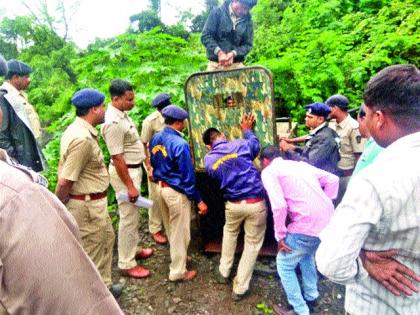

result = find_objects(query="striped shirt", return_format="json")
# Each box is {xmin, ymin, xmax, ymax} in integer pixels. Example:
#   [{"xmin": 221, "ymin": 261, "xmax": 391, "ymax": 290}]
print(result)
[{"xmin": 316, "ymin": 132, "xmax": 420, "ymax": 315}]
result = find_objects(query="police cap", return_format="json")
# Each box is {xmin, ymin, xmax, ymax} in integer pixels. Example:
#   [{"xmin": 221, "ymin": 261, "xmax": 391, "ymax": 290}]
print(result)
[
  {"xmin": 161, "ymin": 105, "xmax": 189, "ymax": 120},
  {"xmin": 304, "ymin": 102, "xmax": 331, "ymax": 118},
  {"xmin": 325, "ymin": 94, "xmax": 349, "ymax": 110},
  {"xmin": 152, "ymin": 93, "xmax": 171, "ymax": 108},
  {"xmin": 71, "ymin": 88, "xmax": 105, "ymax": 109},
  {"xmin": 0, "ymin": 55, "xmax": 7, "ymax": 77},
  {"xmin": 6, "ymin": 59, "xmax": 32, "ymax": 76}
]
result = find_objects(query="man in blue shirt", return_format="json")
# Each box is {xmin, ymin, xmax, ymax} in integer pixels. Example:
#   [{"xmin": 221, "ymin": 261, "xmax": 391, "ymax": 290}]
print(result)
[
  {"xmin": 150, "ymin": 105, "xmax": 208, "ymax": 282},
  {"xmin": 203, "ymin": 113, "xmax": 267, "ymax": 301}
]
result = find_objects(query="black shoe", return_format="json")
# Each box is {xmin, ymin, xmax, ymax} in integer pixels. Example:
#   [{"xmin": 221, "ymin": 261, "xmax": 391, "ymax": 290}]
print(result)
[
  {"xmin": 214, "ymin": 270, "xmax": 229, "ymax": 284},
  {"xmin": 305, "ymin": 298, "xmax": 319, "ymax": 313},
  {"xmin": 110, "ymin": 283, "xmax": 124, "ymax": 299},
  {"xmin": 231, "ymin": 291, "xmax": 249, "ymax": 302}
]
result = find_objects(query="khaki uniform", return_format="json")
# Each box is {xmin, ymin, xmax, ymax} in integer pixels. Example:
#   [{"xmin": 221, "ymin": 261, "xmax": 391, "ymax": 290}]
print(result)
[
  {"xmin": 219, "ymin": 201, "xmax": 267, "ymax": 295},
  {"xmin": 156, "ymin": 185, "xmax": 192, "ymax": 281},
  {"xmin": 0, "ymin": 154, "xmax": 123, "ymax": 315},
  {"xmin": 59, "ymin": 117, "xmax": 114, "ymax": 287},
  {"xmin": 140, "ymin": 110, "xmax": 165, "ymax": 234},
  {"xmin": 102, "ymin": 104, "xmax": 146, "ymax": 270},
  {"xmin": 20, "ymin": 91, "xmax": 42, "ymax": 140},
  {"xmin": 329, "ymin": 115, "xmax": 365, "ymax": 204}
]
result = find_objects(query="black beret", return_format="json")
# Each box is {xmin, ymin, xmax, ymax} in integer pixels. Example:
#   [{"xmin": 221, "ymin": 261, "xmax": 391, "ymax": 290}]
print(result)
[
  {"xmin": 71, "ymin": 88, "xmax": 105, "ymax": 109},
  {"xmin": 325, "ymin": 94, "xmax": 349, "ymax": 110},
  {"xmin": 7, "ymin": 59, "xmax": 32, "ymax": 76},
  {"xmin": 238, "ymin": 0, "xmax": 257, "ymax": 8},
  {"xmin": 0, "ymin": 55, "xmax": 7, "ymax": 77},
  {"xmin": 162, "ymin": 105, "xmax": 189, "ymax": 120},
  {"xmin": 152, "ymin": 93, "xmax": 171, "ymax": 108},
  {"xmin": 305, "ymin": 102, "xmax": 331, "ymax": 118}
]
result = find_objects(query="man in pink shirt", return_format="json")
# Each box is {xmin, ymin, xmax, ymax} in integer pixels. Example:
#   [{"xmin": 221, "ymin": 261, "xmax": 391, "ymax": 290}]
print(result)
[{"xmin": 260, "ymin": 146, "xmax": 338, "ymax": 315}]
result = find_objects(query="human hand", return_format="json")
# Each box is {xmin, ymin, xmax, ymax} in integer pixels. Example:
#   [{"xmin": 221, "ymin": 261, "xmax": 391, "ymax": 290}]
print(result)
[
  {"xmin": 279, "ymin": 139, "xmax": 295, "ymax": 152},
  {"xmin": 278, "ymin": 239, "xmax": 292, "ymax": 253},
  {"xmin": 128, "ymin": 186, "xmax": 140, "ymax": 203},
  {"xmin": 240, "ymin": 113, "xmax": 255, "ymax": 131},
  {"xmin": 361, "ymin": 249, "xmax": 420, "ymax": 296},
  {"xmin": 197, "ymin": 201, "xmax": 208, "ymax": 216},
  {"xmin": 225, "ymin": 52, "xmax": 234, "ymax": 66},
  {"xmin": 218, "ymin": 51, "xmax": 229, "ymax": 66}
]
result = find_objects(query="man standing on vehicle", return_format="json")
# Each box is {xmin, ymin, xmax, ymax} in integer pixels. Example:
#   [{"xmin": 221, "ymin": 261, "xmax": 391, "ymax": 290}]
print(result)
[{"xmin": 201, "ymin": 0, "xmax": 257, "ymax": 71}]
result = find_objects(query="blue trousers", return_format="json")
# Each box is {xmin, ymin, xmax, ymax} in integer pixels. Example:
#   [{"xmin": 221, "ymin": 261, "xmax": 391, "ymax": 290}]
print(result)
[{"xmin": 277, "ymin": 233, "xmax": 320, "ymax": 315}]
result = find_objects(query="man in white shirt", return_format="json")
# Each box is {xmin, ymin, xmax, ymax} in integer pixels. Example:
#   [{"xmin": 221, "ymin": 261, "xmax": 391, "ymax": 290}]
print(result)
[{"xmin": 316, "ymin": 64, "xmax": 420, "ymax": 315}]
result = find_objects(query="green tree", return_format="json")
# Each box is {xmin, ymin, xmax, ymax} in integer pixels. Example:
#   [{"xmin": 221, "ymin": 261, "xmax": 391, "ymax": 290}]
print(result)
[{"xmin": 129, "ymin": 10, "xmax": 162, "ymax": 33}]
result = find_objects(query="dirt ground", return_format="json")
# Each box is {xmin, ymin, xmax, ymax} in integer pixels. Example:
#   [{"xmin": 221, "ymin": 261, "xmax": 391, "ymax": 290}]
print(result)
[{"xmin": 112, "ymin": 212, "xmax": 345, "ymax": 315}]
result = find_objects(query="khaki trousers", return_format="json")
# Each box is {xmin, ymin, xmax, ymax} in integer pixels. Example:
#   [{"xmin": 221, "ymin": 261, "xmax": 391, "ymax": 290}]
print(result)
[
  {"xmin": 109, "ymin": 165, "xmax": 143, "ymax": 269},
  {"xmin": 207, "ymin": 61, "xmax": 244, "ymax": 71},
  {"xmin": 219, "ymin": 200, "xmax": 267, "ymax": 295},
  {"xmin": 156, "ymin": 185, "xmax": 191, "ymax": 281},
  {"xmin": 147, "ymin": 178, "xmax": 164, "ymax": 234},
  {"xmin": 66, "ymin": 197, "xmax": 115, "ymax": 287}
]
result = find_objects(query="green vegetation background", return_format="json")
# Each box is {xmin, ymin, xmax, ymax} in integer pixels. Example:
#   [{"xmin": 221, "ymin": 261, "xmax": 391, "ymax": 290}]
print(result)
[{"xmin": 0, "ymin": 0, "xmax": 418, "ymax": 198}]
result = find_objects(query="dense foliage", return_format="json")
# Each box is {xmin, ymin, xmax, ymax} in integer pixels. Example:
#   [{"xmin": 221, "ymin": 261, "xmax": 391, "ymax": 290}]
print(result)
[{"xmin": 0, "ymin": 0, "xmax": 418, "ymax": 191}]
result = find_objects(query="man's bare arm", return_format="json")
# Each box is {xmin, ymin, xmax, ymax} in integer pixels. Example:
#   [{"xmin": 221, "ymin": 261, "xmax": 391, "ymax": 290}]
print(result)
[{"xmin": 361, "ymin": 249, "xmax": 420, "ymax": 296}]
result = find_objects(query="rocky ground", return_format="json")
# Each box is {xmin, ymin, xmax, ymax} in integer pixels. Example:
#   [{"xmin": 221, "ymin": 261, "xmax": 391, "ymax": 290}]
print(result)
[{"xmin": 112, "ymin": 212, "xmax": 345, "ymax": 315}]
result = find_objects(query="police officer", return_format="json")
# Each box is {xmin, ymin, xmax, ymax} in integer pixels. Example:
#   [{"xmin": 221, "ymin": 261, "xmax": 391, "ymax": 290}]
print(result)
[
  {"xmin": 280, "ymin": 102, "xmax": 340, "ymax": 176},
  {"xmin": 0, "ymin": 59, "xmax": 45, "ymax": 171},
  {"xmin": 102, "ymin": 79, "xmax": 153, "ymax": 279},
  {"xmin": 0, "ymin": 83, "xmax": 123, "ymax": 313},
  {"xmin": 325, "ymin": 95, "xmax": 365, "ymax": 203},
  {"xmin": 140, "ymin": 93, "xmax": 171, "ymax": 245},
  {"xmin": 202, "ymin": 113, "xmax": 267, "ymax": 301},
  {"xmin": 55, "ymin": 88, "xmax": 121, "ymax": 297},
  {"xmin": 150, "ymin": 105, "xmax": 208, "ymax": 281}
]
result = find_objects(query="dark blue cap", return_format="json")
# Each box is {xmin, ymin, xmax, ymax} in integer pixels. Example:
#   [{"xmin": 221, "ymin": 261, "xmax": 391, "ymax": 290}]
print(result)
[
  {"xmin": 239, "ymin": 0, "xmax": 257, "ymax": 8},
  {"xmin": 71, "ymin": 88, "xmax": 105, "ymax": 109},
  {"xmin": 152, "ymin": 93, "xmax": 171, "ymax": 108},
  {"xmin": 325, "ymin": 94, "xmax": 349, "ymax": 110},
  {"xmin": 162, "ymin": 105, "xmax": 189, "ymax": 120},
  {"xmin": 304, "ymin": 102, "xmax": 331, "ymax": 118},
  {"xmin": 0, "ymin": 55, "xmax": 7, "ymax": 77},
  {"xmin": 6, "ymin": 59, "xmax": 32, "ymax": 76}
]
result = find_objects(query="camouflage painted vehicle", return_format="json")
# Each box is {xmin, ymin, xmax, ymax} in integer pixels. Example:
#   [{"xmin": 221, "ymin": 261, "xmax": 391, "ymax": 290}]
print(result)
[
  {"xmin": 185, "ymin": 66, "xmax": 276, "ymax": 170},
  {"xmin": 184, "ymin": 66, "xmax": 277, "ymax": 255}
]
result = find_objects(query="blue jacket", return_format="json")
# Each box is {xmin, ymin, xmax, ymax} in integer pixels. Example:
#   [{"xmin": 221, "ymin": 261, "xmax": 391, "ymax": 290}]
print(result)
[
  {"xmin": 204, "ymin": 129, "xmax": 264, "ymax": 201},
  {"xmin": 150, "ymin": 127, "xmax": 202, "ymax": 203}
]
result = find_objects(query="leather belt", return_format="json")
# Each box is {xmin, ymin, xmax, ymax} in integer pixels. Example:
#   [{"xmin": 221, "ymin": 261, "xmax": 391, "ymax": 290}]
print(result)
[
  {"xmin": 126, "ymin": 163, "xmax": 142, "ymax": 169},
  {"xmin": 230, "ymin": 197, "xmax": 264, "ymax": 204},
  {"xmin": 159, "ymin": 181, "xmax": 171, "ymax": 188},
  {"xmin": 340, "ymin": 168, "xmax": 354, "ymax": 177},
  {"xmin": 69, "ymin": 191, "xmax": 107, "ymax": 201}
]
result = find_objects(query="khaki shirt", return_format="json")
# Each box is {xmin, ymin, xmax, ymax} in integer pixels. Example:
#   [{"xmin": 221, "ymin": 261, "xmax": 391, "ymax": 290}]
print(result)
[
  {"xmin": 329, "ymin": 115, "xmax": 365, "ymax": 170},
  {"xmin": 102, "ymin": 104, "xmax": 145, "ymax": 164},
  {"xmin": 20, "ymin": 91, "xmax": 42, "ymax": 140},
  {"xmin": 59, "ymin": 117, "xmax": 109, "ymax": 194},
  {"xmin": 0, "ymin": 159, "xmax": 123, "ymax": 315},
  {"xmin": 140, "ymin": 110, "xmax": 165, "ymax": 144}
]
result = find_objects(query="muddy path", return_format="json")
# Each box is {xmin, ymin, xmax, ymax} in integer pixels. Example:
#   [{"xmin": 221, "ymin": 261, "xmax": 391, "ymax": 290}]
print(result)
[{"xmin": 112, "ymin": 214, "xmax": 345, "ymax": 315}]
